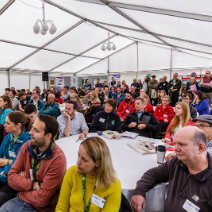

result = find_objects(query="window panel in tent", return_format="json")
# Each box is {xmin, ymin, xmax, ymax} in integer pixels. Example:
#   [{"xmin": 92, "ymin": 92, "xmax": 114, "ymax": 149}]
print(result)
[
  {"xmin": 172, "ymin": 50, "xmax": 212, "ymax": 69},
  {"xmin": 0, "ymin": 42, "xmax": 34, "ymax": 68},
  {"xmin": 0, "ymin": 72, "xmax": 8, "ymax": 95},
  {"xmin": 83, "ymin": 36, "xmax": 133, "ymax": 58},
  {"xmin": 53, "ymin": 0, "xmax": 140, "ymax": 29},
  {"xmin": 77, "ymin": 58, "xmax": 108, "ymax": 76},
  {"xmin": 51, "ymin": 57, "xmax": 98, "ymax": 73},
  {"xmin": 138, "ymin": 43, "xmax": 171, "ymax": 71},
  {"xmin": 47, "ymin": 23, "xmax": 111, "ymax": 55},
  {"xmin": 30, "ymin": 75, "xmax": 44, "ymax": 91},
  {"xmin": 0, "ymin": 0, "xmax": 80, "ymax": 46},
  {"xmin": 109, "ymin": 0, "xmax": 212, "ymax": 16},
  {"xmin": 10, "ymin": 73, "xmax": 29, "ymax": 90},
  {"xmin": 119, "ymin": 8, "xmax": 212, "ymax": 45},
  {"xmin": 16, "ymin": 50, "xmax": 72, "ymax": 71},
  {"xmin": 109, "ymin": 43, "xmax": 137, "ymax": 73}
]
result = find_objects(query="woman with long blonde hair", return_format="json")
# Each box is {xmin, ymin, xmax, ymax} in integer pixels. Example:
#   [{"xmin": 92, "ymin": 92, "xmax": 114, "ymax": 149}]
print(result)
[
  {"xmin": 56, "ymin": 137, "xmax": 121, "ymax": 212},
  {"xmin": 163, "ymin": 101, "xmax": 194, "ymax": 145},
  {"xmin": 69, "ymin": 93, "xmax": 83, "ymax": 109}
]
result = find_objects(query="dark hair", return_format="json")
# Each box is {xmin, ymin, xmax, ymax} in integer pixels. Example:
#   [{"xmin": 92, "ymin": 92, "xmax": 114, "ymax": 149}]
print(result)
[
  {"xmin": 182, "ymin": 92, "xmax": 193, "ymax": 101},
  {"xmin": 21, "ymin": 89, "xmax": 26, "ymax": 93},
  {"xmin": 0, "ymin": 95, "xmax": 13, "ymax": 110},
  {"xmin": 38, "ymin": 115, "xmax": 59, "ymax": 140},
  {"xmin": 33, "ymin": 89, "xmax": 40, "ymax": 95},
  {"xmin": 125, "ymin": 91, "xmax": 133, "ymax": 97},
  {"xmin": 10, "ymin": 90, "xmax": 16, "ymax": 96},
  {"xmin": 24, "ymin": 104, "xmax": 37, "ymax": 114},
  {"xmin": 193, "ymin": 91, "xmax": 207, "ymax": 100},
  {"xmin": 19, "ymin": 92, "xmax": 26, "ymax": 98},
  {"xmin": 105, "ymin": 99, "xmax": 117, "ymax": 111},
  {"xmin": 5, "ymin": 88, "xmax": 10, "ymax": 92},
  {"xmin": 66, "ymin": 100, "xmax": 77, "ymax": 109},
  {"xmin": 135, "ymin": 97, "xmax": 146, "ymax": 104},
  {"xmin": 8, "ymin": 111, "xmax": 30, "ymax": 131},
  {"xmin": 55, "ymin": 92, "xmax": 61, "ymax": 99},
  {"xmin": 64, "ymin": 86, "xmax": 69, "ymax": 89}
]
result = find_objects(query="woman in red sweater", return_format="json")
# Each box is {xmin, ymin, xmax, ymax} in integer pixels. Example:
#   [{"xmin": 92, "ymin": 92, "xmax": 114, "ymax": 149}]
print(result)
[
  {"xmin": 154, "ymin": 95, "xmax": 174, "ymax": 132},
  {"xmin": 140, "ymin": 93, "xmax": 154, "ymax": 113},
  {"xmin": 163, "ymin": 101, "xmax": 194, "ymax": 145}
]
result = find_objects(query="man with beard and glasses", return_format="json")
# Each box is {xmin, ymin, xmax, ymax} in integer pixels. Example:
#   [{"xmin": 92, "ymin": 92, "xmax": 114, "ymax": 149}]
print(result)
[
  {"xmin": 0, "ymin": 115, "xmax": 66, "ymax": 212},
  {"xmin": 117, "ymin": 92, "xmax": 135, "ymax": 122}
]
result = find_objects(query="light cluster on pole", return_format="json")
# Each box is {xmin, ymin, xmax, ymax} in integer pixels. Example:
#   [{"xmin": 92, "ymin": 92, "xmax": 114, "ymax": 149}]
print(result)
[
  {"xmin": 101, "ymin": 33, "xmax": 116, "ymax": 51},
  {"xmin": 33, "ymin": 1, "xmax": 57, "ymax": 35}
]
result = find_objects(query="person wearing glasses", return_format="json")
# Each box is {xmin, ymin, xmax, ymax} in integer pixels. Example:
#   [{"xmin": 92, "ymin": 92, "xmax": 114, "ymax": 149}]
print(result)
[
  {"xmin": 56, "ymin": 137, "xmax": 121, "ymax": 212},
  {"xmin": 181, "ymin": 92, "xmax": 197, "ymax": 119},
  {"xmin": 165, "ymin": 114, "xmax": 212, "ymax": 161}
]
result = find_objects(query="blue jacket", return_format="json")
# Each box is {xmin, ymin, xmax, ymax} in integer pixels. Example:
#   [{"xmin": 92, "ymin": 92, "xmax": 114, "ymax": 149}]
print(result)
[
  {"xmin": 39, "ymin": 102, "xmax": 61, "ymax": 118},
  {"xmin": 115, "ymin": 93, "xmax": 125, "ymax": 106},
  {"xmin": 0, "ymin": 131, "xmax": 31, "ymax": 182},
  {"xmin": 28, "ymin": 98, "xmax": 45, "ymax": 111},
  {"xmin": 195, "ymin": 99, "xmax": 210, "ymax": 115},
  {"xmin": 0, "ymin": 108, "xmax": 13, "ymax": 124}
]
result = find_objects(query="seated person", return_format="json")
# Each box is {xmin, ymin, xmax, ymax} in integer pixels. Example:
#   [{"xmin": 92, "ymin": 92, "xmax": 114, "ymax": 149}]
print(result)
[
  {"xmin": 28, "ymin": 89, "xmax": 44, "ymax": 111},
  {"xmin": 103, "ymin": 87, "xmax": 112, "ymax": 102},
  {"xmin": 56, "ymin": 137, "xmax": 121, "ymax": 212},
  {"xmin": 154, "ymin": 95, "xmax": 174, "ymax": 131},
  {"xmin": 157, "ymin": 89, "xmax": 166, "ymax": 105},
  {"xmin": 69, "ymin": 93, "xmax": 83, "ymax": 109},
  {"xmin": 139, "ymin": 93, "xmax": 154, "ymax": 113},
  {"xmin": 115, "ymin": 87, "xmax": 125, "ymax": 106},
  {"xmin": 9, "ymin": 90, "xmax": 19, "ymax": 111},
  {"xmin": 131, "ymin": 126, "xmax": 212, "ymax": 212},
  {"xmin": 39, "ymin": 93, "xmax": 61, "ymax": 119},
  {"xmin": 57, "ymin": 101, "xmax": 88, "ymax": 139},
  {"xmin": 181, "ymin": 92, "xmax": 197, "ymax": 118},
  {"xmin": 163, "ymin": 101, "xmax": 194, "ymax": 145},
  {"xmin": 24, "ymin": 104, "xmax": 38, "ymax": 129},
  {"xmin": 0, "ymin": 115, "xmax": 66, "ymax": 212},
  {"xmin": 193, "ymin": 91, "xmax": 210, "ymax": 115},
  {"xmin": 18, "ymin": 92, "xmax": 30, "ymax": 112},
  {"xmin": 0, "ymin": 112, "xmax": 31, "ymax": 206},
  {"xmin": 90, "ymin": 99, "xmax": 122, "ymax": 133},
  {"xmin": 54, "ymin": 92, "xmax": 63, "ymax": 104},
  {"xmin": 122, "ymin": 97, "xmax": 160, "ymax": 137},
  {"xmin": 117, "ymin": 92, "xmax": 135, "ymax": 122}
]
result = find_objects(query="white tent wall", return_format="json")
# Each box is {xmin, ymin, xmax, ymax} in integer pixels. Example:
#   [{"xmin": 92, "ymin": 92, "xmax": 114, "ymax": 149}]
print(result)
[
  {"xmin": 30, "ymin": 74, "xmax": 44, "ymax": 91},
  {"xmin": 0, "ymin": 72, "xmax": 9, "ymax": 95}
]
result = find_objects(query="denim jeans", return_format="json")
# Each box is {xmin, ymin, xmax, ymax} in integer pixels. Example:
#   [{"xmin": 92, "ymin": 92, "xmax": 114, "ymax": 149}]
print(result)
[{"xmin": 0, "ymin": 197, "xmax": 39, "ymax": 212}]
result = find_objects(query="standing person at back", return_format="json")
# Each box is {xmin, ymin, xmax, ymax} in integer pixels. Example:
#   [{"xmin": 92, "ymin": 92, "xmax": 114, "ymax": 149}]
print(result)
[
  {"xmin": 168, "ymin": 73, "xmax": 182, "ymax": 107},
  {"xmin": 148, "ymin": 75, "xmax": 158, "ymax": 106},
  {"xmin": 0, "ymin": 115, "xmax": 66, "ymax": 212},
  {"xmin": 200, "ymin": 70, "xmax": 212, "ymax": 106}
]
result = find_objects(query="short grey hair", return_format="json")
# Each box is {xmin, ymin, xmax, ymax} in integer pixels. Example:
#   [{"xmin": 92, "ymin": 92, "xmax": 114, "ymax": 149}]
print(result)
[{"xmin": 192, "ymin": 129, "xmax": 207, "ymax": 146}]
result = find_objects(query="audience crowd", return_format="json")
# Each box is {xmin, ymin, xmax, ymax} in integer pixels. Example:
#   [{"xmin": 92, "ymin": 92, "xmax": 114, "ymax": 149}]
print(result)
[{"xmin": 0, "ymin": 71, "xmax": 211, "ymax": 211}]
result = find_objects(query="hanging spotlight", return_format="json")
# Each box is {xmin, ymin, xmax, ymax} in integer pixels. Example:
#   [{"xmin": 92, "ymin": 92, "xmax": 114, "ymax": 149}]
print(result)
[
  {"xmin": 33, "ymin": 1, "xmax": 57, "ymax": 35},
  {"xmin": 101, "ymin": 32, "xmax": 117, "ymax": 51}
]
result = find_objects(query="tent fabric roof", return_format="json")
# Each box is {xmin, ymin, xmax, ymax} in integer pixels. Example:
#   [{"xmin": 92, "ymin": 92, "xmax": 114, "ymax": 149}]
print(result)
[{"xmin": 0, "ymin": 0, "xmax": 212, "ymax": 76}]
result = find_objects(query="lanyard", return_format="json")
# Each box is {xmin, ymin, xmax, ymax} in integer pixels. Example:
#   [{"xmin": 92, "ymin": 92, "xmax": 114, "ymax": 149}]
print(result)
[
  {"xmin": 31, "ymin": 142, "xmax": 55, "ymax": 176},
  {"xmin": 82, "ymin": 174, "xmax": 96, "ymax": 212},
  {"xmin": 8, "ymin": 134, "xmax": 21, "ymax": 153}
]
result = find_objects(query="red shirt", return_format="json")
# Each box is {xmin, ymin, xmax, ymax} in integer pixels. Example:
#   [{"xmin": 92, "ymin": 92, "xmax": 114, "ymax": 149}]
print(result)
[
  {"xmin": 154, "ymin": 104, "xmax": 174, "ymax": 123},
  {"xmin": 55, "ymin": 97, "xmax": 63, "ymax": 104},
  {"xmin": 145, "ymin": 103, "xmax": 154, "ymax": 113},
  {"xmin": 117, "ymin": 99, "xmax": 135, "ymax": 120}
]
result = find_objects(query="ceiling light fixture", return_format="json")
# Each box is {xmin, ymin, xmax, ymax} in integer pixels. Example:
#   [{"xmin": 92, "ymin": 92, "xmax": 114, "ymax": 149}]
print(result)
[
  {"xmin": 101, "ymin": 32, "xmax": 116, "ymax": 51},
  {"xmin": 33, "ymin": 0, "xmax": 57, "ymax": 35}
]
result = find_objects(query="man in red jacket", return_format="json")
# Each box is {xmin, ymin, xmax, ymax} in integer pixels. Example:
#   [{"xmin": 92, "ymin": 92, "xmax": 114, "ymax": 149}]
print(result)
[
  {"xmin": 117, "ymin": 91, "xmax": 135, "ymax": 122},
  {"xmin": 0, "ymin": 115, "xmax": 66, "ymax": 212},
  {"xmin": 154, "ymin": 95, "xmax": 174, "ymax": 131}
]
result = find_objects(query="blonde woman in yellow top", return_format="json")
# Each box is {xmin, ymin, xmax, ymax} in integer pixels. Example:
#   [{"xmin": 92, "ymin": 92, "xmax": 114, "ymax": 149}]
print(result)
[{"xmin": 56, "ymin": 137, "xmax": 121, "ymax": 212}]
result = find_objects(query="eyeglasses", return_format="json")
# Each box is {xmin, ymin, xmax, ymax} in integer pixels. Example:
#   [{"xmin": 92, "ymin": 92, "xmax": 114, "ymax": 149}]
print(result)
[
  {"xmin": 182, "ymin": 97, "xmax": 189, "ymax": 100},
  {"xmin": 195, "ymin": 124, "xmax": 212, "ymax": 129}
]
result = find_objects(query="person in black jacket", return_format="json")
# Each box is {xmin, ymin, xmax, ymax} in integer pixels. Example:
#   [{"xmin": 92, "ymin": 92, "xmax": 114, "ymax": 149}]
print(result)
[
  {"xmin": 122, "ymin": 97, "xmax": 160, "ymax": 137},
  {"xmin": 90, "ymin": 99, "xmax": 122, "ymax": 133}
]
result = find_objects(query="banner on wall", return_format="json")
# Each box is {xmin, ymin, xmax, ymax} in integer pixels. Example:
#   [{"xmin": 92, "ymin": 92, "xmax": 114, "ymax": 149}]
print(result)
[
  {"xmin": 70, "ymin": 76, "xmax": 79, "ymax": 89},
  {"xmin": 55, "ymin": 77, "xmax": 64, "ymax": 90}
]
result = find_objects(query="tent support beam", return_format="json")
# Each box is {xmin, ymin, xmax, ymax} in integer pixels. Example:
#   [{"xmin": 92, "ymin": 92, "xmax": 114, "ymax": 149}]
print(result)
[
  {"xmin": 0, "ymin": 39, "xmax": 101, "ymax": 60},
  {"xmin": 93, "ymin": 20, "xmax": 212, "ymax": 48},
  {"xmin": 136, "ymin": 41, "xmax": 139, "ymax": 80},
  {"xmin": 9, "ymin": 20, "xmax": 84, "ymax": 69},
  {"xmin": 77, "ymin": 0, "xmax": 212, "ymax": 22},
  {"xmin": 48, "ymin": 34, "xmax": 116, "ymax": 72},
  {"xmin": 170, "ymin": 49, "xmax": 173, "ymax": 79}
]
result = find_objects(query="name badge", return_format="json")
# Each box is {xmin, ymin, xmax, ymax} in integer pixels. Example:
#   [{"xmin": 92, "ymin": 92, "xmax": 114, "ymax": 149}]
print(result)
[
  {"xmin": 99, "ymin": 118, "xmax": 105, "ymax": 123},
  {"xmin": 183, "ymin": 199, "xmax": 200, "ymax": 212},
  {"xmin": 91, "ymin": 194, "xmax": 105, "ymax": 208},
  {"xmin": 163, "ymin": 114, "xmax": 168, "ymax": 118},
  {"xmin": 126, "ymin": 110, "xmax": 130, "ymax": 114},
  {"xmin": 9, "ymin": 151, "xmax": 16, "ymax": 158},
  {"xmin": 29, "ymin": 169, "xmax": 34, "ymax": 181}
]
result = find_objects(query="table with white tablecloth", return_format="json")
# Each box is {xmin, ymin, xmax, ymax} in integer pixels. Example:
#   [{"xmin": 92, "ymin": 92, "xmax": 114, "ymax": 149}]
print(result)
[{"xmin": 56, "ymin": 133, "xmax": 169, "ymax": 212}]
